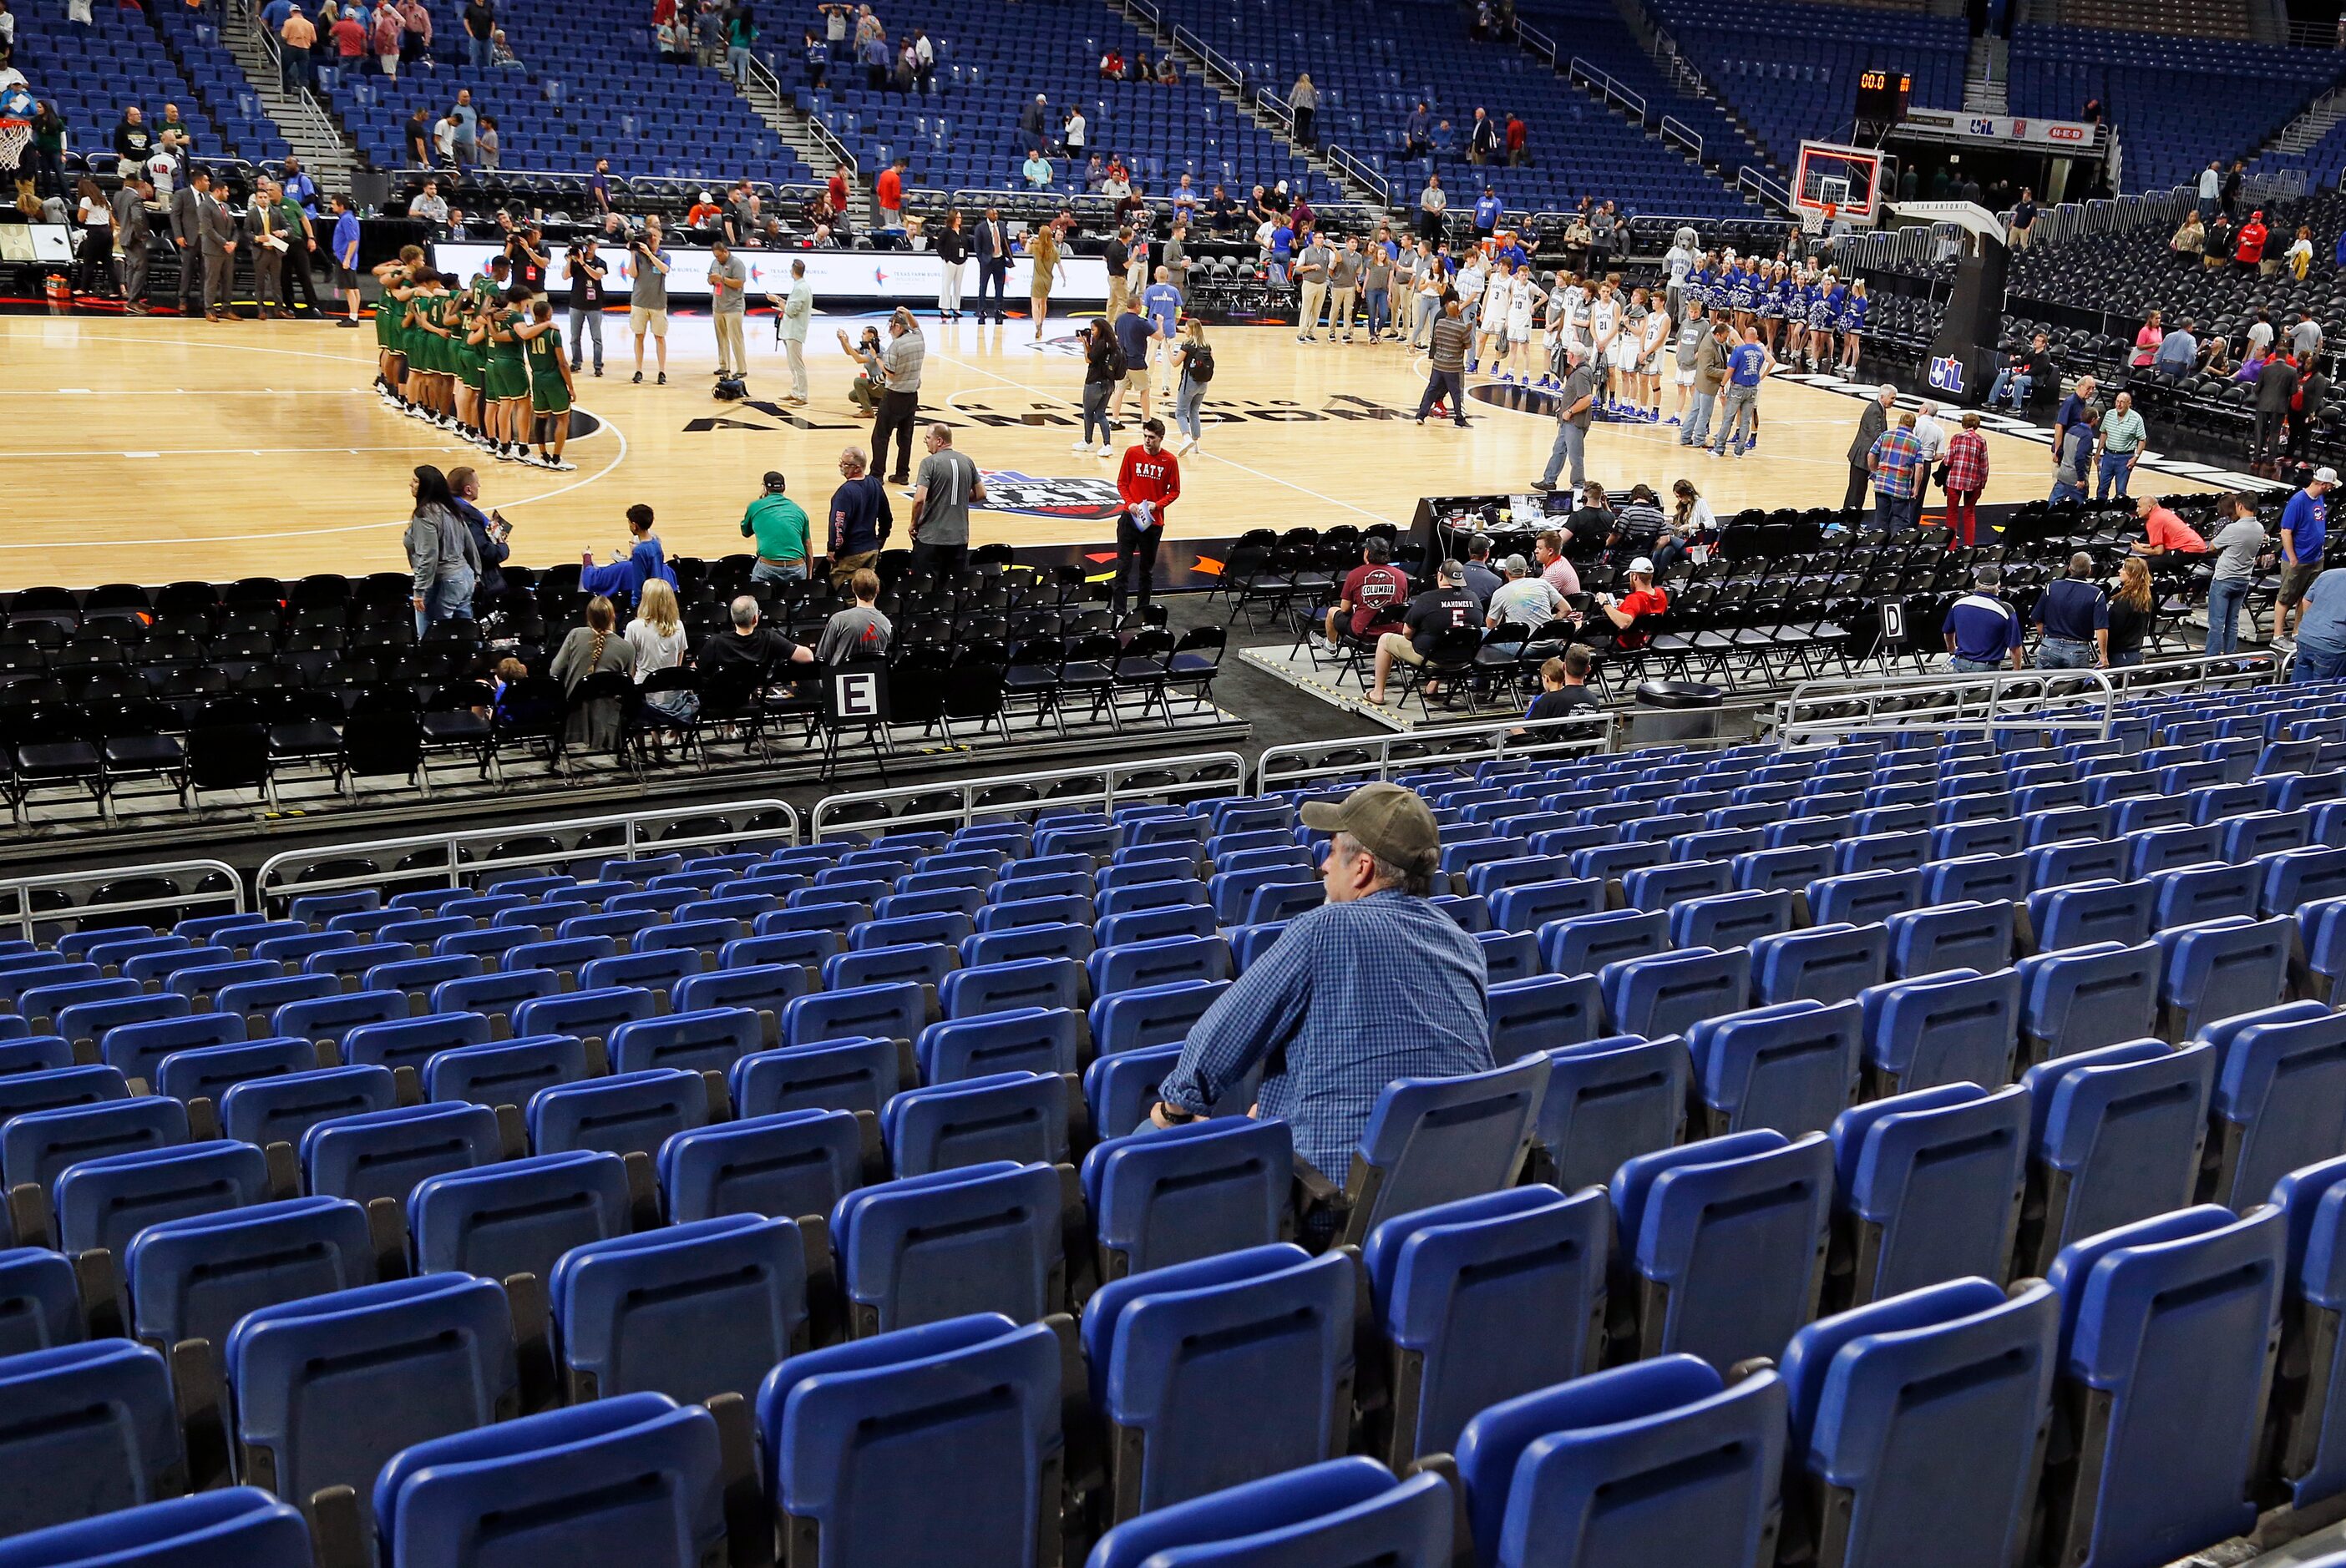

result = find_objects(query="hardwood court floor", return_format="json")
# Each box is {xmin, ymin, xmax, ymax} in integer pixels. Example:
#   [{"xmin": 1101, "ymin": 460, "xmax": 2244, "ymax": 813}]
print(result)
[{"xmin": 0, "ymin": 309, "xmax": 2222, "ymax": 590}]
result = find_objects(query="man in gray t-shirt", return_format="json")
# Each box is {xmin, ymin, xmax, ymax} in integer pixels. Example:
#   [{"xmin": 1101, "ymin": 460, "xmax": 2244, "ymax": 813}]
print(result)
[
  {"xmin": 909, "ymin": 422, "xmax": 987, "ymax": 574},
  {"xmin": 817, "ymin": 579, "xmax": 894, "ymax": 664},
  {"xmin": 1295, "ymin": 237, "xmax": 1332, "ymax": 340},
  {"xmin": 2292, "ymin": 313, "xmax": 2324, "ymax": 361},
  {"xmin": 1328, "ymin": 238, "xmax": 1362, "ymax": 341},
  {"xmin": 628, "ymin": 218, "xmax": 671, "ymax": 383},
  {"xmin": 709, "ymin": 240, "xmax": 748, "ymax": 379},
  {"xmin": 2205, "ymin": 493, "xmax": 2269, "ymax": 656}
]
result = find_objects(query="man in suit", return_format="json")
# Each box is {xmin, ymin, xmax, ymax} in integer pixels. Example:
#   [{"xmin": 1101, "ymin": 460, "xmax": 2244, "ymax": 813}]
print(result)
[
  {"xmin": 170, "ymin": 169, "xmax": 210, "ymax": 318},
  {"xmin": 975, "ymin": 205, "xmax": 1011, "ymax": 325},
  {"xmin": 1845, "ymin": 382, "xmax": 1898, "ymax": 512},
  {"xmin": 199, "ymin": 176, "xmax": 240, "ymax": 321},
  {"xmin": 246, "ymin": 177, "xmax": 291, "ymax": 318},
  {"xmin": 112, "ymin": 172, "xmax": 154, "ymax": 314}
]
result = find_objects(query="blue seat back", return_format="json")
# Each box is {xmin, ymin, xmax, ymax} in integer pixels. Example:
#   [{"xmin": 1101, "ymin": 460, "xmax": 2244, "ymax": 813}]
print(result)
[
  {"xmin": 606, "ymin": 1006, "xmax": 758, "ymax": 1076},
  {"xmin": 1087, "ymin": 1245, "xmax": 1356, "ymax": 1516},
  {"xmin": 659, "ymin": 1108, "xmax": 863, "ymax": 1226},
  {"xmin": 783, "ymin": 980, "xmax": 925, "ymax": 1049},
  {"xmin": 301, "ymin": 1100, "xmax": 503, "ymax": 1208},
  {"xmin": 731, "ymin": 1038, "xmax": 899, "ymax": 1121},
  {"xmin": 509, "ymin": 985, "xmax": 659, "ymax": 1044},
  {"xmin": 1614, "ymin": 1130, "xmax": 1834, "ymax": 1369},
  {"xmin": 0, "ymin": 1487, "xmax": 308, "ymax": 1567},
  {"xmin": 1599, "ymin": 946, "xmax": 1751, "ymax": 1040},
  {"xmin": 1532, "ymin": 1034, "xmax": 1690, "ymax": 1194},
  {"xmin": 1831, "ymin": 1083, "xmax": 2030, "ymax": 1303},
  {"xmin": 2024, "ymin": 1039, "xmax": 2217, "ymax": 1264},
  {"xmin": 1083, "ymin": 1457, "xmax": 1452, "ymax": 1568},
  {"xmin": 339, "ymin": 1011, "xmax": 494, "ymax": 1075},
  {"xmin": 419, "ymin": 1034, "xmax": 590, "ymax": 1112},
  {"xmin": 1857, "ymin": 966, "xmax": 2020, "ymax": 1094},
  {"xmin": 1487, "ymin": 974, "xmax": 1602, "ymax": 1065},
  {"xmin": 219, "ymin": 1064, "xmax": 397, "ymax": 1152},
  {"xmin": 1350, "ymin": 1057, "xmax": 1552, "ymax": 1240},
  {"xmin": 1091, "ymin": 979, "xmax": 1229, "ymax": 1055},
  {"xmin": 1536, "ymin": 908, "xmax": 1667, "ymax": 980},
  {"xmin": 0, "ymin": 1247, "xmax": 81, "ymax": 1358},
  {"xmin": 0, "ymin": 1340, "xmax": 183, "ymax": 1540},
  {"xmin": 883, "ymin": 1070, "xmax": 1069, "ymax": 1178},
  {"xmin": 2014, "ymin": 940, "xmax": 2160, "ymax": 1059},
  {"xmin": 831, "ymin": 1161, "xmax": 1062, "ymax": 1335},
  {"xmin": 1, "ymin": 1095, "xmax": 189, "ymax": 1194},
  {"xmin": 1454, "ymin": 1356, "xmax": 1787, "ymax": 1568},
  {"xmin": 550, "ymin": 1214, "xmax": 808, "ymax": 1404},
  {"xmin": 1364, "ymin": 1186, "xmax": 1609, "ymax": 1462},
  {"xmin": 2200, "ymin": 1003, "xmax": 2346, "ymax": 1210},
  {"xmin": 1749, "ymin": 922, "xmax": 1890, "ymax": 1008},
  {"xmin": 1688, "ymin": 999, "xmax": 1862, "ymax": 1139},
  {"xmin": 408, "ymin": 1150, "xmax": 631, "ymax": 1283},
  {"xmin": 372, "ymin": 1394, "xmax": 724, "ymax": 1568},
  {"xmin": 918, "ymin": 1006, "xmax": 1082, "ymax": 1085},
  {"xmin": 54, "ymin": 1139, "xmax": 271, "ymax": 1259},
  {"xmin": 760, "ymin": 1313, "xmax": 1062, "ymax": 1566},
  {"xmin": 2156, "ymin": 914, "xmax": 2292, "ymax": 1042},
  {"xmin": 1779, "ymin": 1277, "xmax": 2058, "ymax": 1567},
  {"xmin": 1082, "ymin": 1117, "xmax": 1292, "ymax": 1280},
  {"xmin": 2044, "ymin": 1206, "xmax": 2285, "ymax": 1568},
  {"xmin": 124, "ymin": 1196, "xmax": 376, "ymax": 1353},
  {"xmin": 528, "ymin": 1067, "xmax": 708, "ymax": 1160}
]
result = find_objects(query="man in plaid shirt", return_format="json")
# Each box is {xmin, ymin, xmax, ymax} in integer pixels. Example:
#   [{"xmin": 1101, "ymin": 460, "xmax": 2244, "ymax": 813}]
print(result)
[
  {"xmin": 1941, "ymin": 411, "xmax": 1990, "ymax": 545},
  {"xmin": 1867, "ymin": 412, "xmax": 1928, "ymax": 535}
]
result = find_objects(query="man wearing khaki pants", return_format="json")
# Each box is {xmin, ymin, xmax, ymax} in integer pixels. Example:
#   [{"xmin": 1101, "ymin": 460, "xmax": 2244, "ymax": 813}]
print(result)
[
  {"xmin": 709, "ymin": 240, "xmax": 748, "ymax": 382},
  {"xmin": 1294, "ymin": 232, "xmax": 1330, "ymax": 342}
]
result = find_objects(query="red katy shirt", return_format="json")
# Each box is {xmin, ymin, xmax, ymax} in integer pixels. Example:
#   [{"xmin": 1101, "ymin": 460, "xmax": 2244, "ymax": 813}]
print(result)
[{"xmin": 1117, "ymin": 444, "xmax": 1182, "ymax": 515}]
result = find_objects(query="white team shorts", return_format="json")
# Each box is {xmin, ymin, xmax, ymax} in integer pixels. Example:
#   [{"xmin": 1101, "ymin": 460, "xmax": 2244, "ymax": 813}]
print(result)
[
  {"xmin": 1674, "ymin": 364, "xmax": 1696, "ymax": 387},
  {"xmin": 1609, "ymin": 339, "xmax": 1639, "ymax": 370},
  {"xmin": 1507, "ymin": 321, "xmax": 1533, "ymax": 342}
]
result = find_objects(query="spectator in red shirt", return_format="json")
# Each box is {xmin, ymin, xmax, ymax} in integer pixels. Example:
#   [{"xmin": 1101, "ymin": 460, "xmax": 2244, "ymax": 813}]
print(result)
[
  {"xmin": 1943, "ymin": 410, "xmax": 1989, "ymax": 546},
  {"xmin": 329, "ymin": 8, "xmax": 367, "ymax": 58},
  {"xmin": 2133, "ymin": 496, "xmax": 2208, "ymax": 557},
  {"xmin": 1325, "ymin": 536, "xmax": 1411, "ymax": 646},
  {"xmin": 1112, "ymin": 417, "xmax": 1181, "ymax": 617},
  {"xmin": 874, "ymin": 155, "xmax": 907, "ymax": 230},
  {"xmin": 826, "ymin": 164, "xmax": 851, "ymax": 216},
  {"xmin": 1589, "ymin": 558, "xmax": 1668, "ymax": 649},
  {"xmin": 2236, "ymin": 210, "xmax": 2268, "ymax": 270},
  {"xmin": 1504, "ymin": 113, "xmax": 1527, "ymax": 166}
]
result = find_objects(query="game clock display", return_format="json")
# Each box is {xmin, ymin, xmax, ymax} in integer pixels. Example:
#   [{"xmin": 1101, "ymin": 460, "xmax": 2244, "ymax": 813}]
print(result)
[{"xmin": 1857, "ymin": 68, "xmax": 1912, "ymax": 124}]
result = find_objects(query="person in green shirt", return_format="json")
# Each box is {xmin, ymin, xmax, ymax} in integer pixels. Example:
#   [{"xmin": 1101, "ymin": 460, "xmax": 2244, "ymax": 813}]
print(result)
[
  {"xmin": 453, "ymin": 293, "xmax": 488, "ymax": 444},
  {"xmin": 484, "ymin": 301, "xmax": 533, "ymax": 463},
  {"xmin": 276, "ymin": 188, "xmax": 319, "ymax": 316},
  {"xmin": 741, "ymin": 471, "xmax": 812, "ymax": 584},
  {"xmin": 516, "ymin": 296, "xmax": 577, "ymax": 469}
]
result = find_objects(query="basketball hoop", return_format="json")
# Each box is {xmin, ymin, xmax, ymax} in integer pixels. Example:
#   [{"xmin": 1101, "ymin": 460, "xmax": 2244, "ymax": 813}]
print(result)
[{"xmin": 0, "ymin": 83, "xmax": 33, "ymax": 180}]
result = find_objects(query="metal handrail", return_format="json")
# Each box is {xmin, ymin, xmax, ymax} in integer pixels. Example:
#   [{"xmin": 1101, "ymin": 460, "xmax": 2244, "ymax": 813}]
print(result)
[
  {"xmin": 1326, "ymin": 144, "xmax": 1390, "ymax": 208},
  {"xmin": 1659, "ymin": 115, "xmax": 1703, "ymax": 163},
  {"xmin": 1567, "ymin": 57, "xmax": 1648, "ymax": 124},
  {"xmin": 1771, "ymin": 668, "xmax": 2120, "ymax": 745},
  {"xmin": 0, "ymin": 861, "xmax": 245, "ymax": 944},
  {"xmin": 1738, "ymin": 164, "xmax": 1792, "ymax": 213},
  {"xmin": 1127, "ymin": 0, "xmax": 1162, "ymax": 30},
  {"xmin": 1257, "ymin": 86, "xmax": 1295, "ymax": 137},
  {"xmin": 1257, "ymin": 713, "xmax": 1615, "ymax": 795},
  {"xmin": 255, "ymin": 800, "xmax": 801, "ymax": 913},
  {"xmin": 755, "ymin": 52, "xmax": 856, "ymax": 175},
  {"xmin": 1516, "ymin": 18, "xmax": 1559, "ymax": 68},
  {"xmin": 811, "ymin": 751, "xmax": 1249, "ymax": 837},
  {"xmin": 1173, "ymin": 25, "xmax": 1246, "ymax": 97}
]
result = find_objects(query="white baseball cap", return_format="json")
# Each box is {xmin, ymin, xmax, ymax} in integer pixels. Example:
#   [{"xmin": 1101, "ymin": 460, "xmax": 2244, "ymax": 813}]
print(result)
[
  {"xmin": 1629, "ymin": 557, "xmax": 1655, "ymax": 574},
  {"xmin": 2318, "ymin": 467, "xmax": 2340, "ymax": 485}
]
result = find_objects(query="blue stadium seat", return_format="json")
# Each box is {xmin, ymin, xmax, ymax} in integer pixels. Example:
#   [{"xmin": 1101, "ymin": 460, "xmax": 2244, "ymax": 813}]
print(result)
[
  {"xmin": 830, "ymin": 1161, "xmax": 1063, "ymax": 1334},
  {"xmin": 1092, "ymin": 979, "xmax": 1230, "ymax": 1056},
  {"xmin": 301, "ymin": 1100, "xmax": 504, "ymax": 1208},
  {"xmin": 220, "ymin": 1065, "xmax": 398, "ymax": 1152},
  {"xmin": 0, "ymin": 1487, "xmax": 309, "ymax": 1567},
  {"xmin": 1487, "ymin": 974, "xmax": 1602, "ymax": 1064},
  {"xmin": 510, "ymin": 986, "xmax": 660, "ymax": 1047},
  {"xmin": 1087, "ymin": 1243, "xmax": 1356, "ymax": 1520},
  {"xmin": 2197, "ymin": 1002, "xmax": 2346, "ymax": 1210},
  {"xmin": 227, "ymin": 1273, "xmax": 519, "ymax": 1539},
  {"xmin": 551, "ymin": 1214, "xmax": 807, "ymax": 1404},
  {"xmin": 1883, "ymin": 900, "xmax": 2013, "ymax": 980},
  {"xmin": 1322, "ymin": 1057, "xmax": 1550, "ymax": 1247},
  {"xmin": 1857, "ymin": 966, "xmax": 2019, "ymax": 1097},
  {"xmin": 422, "ymin": 1035, "xmax": 591, "ymax": 1111},
  {"xmin": 2014, "ymin": 940, "xmax": 2160, "ymax": 1065},
  {"xmin": 882, "ymin": 1070, "xmax": 1070, "ymax": 1177},
  {"xmin": 371, "ymin": 1394, "xmax": 730, "ymax": 1567},
  {"xmin": 731, "ymin": 1036, "xmax": 900, "ymax": 1120},
  {"xmin": 1827, "ymin": 1082, "xmax": 2029, "ymax": 1308},
  {"xmin": 409, "ymin": 1150, "xmax": 632, "ymax": 1284},
  {"xmin": 1453, "ymin": 1355, "xmax": 1787, "ymax": 1568},
  {"xmin": 2156, "ymin": 915, "xmax": 2292, "ymax": 1044},
  {"xmin": 0, "ymin": 1340, "xmax": 183, "ymax": 1539},
  {"xmin": 658, "ymin": 1105, "xmax": 864, "ymax": 1226},
  {"xmin": 1536, "ymin": 908, "xmax": 1667, "ymax": 979},
  {"xmin": 606, "ymin": 1007, "xmax": 759, "ymax": 1076},
  {"xmin": 528, "ymin": 1067, "xmax": 710, "ymax": 1159},
  {"xmin": 0, "ymin": 1248, "xmax": 83, "ymax": 1356},
  {"xmin": 53, "ymin": 1139, "xmax": 271, "ymax": 1260},
  {"xmin": 1779, "ymin": 1277, "xmax": 2058, "ymax": 1568},
  {"xmin": 1669, "ymin": 888, "xmax": 1793, "ymax": 952},
  {"xmin": 2017, "ymin": 1039, "xmax": 2217, "ymax": 1274},
  {"xmin": 783, "ymin": 980, "xmax": 925, "ymax": 1050},
  {"xmin": 1599, "ymin": 947, "xmax": 1751, "ymax": 1039},
  {"xmin": 760, "ymin": 1313, "xmax": 1062, "ymax": 1567},
  {"xmin": 1612, "ymin": 1130, "xmax": 1833, "ymax": 1368},
  {"xmin": 124, "ymin": 1196, "xmax": 377, "ymax": 1358},
  {"xmin": 1687, "ymin": 999, "xmax": 1862, "ymax": 1138},
  {"xmin": 1363, "ymin": 1185, "xmax": 1608, "ymax": 1464},
  {"xmin": 1487, "ymin": 875, "xmax": 1604, "ymax": 933},
  {"xmin": 1082, "ymin": 1041, "xmax": 1264, "ymax": 1141},
  {"xmin": 1526, "ymin": 1033, "xmax": 1690, "ymax": 1193},
  {"xmin": 2040, "ymin": 1205, "xmax": 2286, "ymax": 1568},
  {"xmin": 2, "ymin": 1095, "xmax": 188, "ymax": 1196},
  {"xmin": 1082, "ymin": 1116, "xmax": 1291, "ymax": 1280},
  {"xmin": 917, "ymin": 1006, "xmax": 1082, "ymax": 1084},
  {"xmin": 1084, "ymin": 1457, "xmax": 1452, "ymax": 1568},
  {"xmin": 340, "ymin": 1011, "xmax": 494, "ymax": 1075},
  {"xmin": 1749, "ymin": 923, "xmax": 1890, "ymax": 1008}
]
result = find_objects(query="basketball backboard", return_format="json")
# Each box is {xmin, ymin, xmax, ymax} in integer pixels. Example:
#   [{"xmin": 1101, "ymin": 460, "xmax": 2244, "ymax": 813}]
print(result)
[{"xmin": 1794, "ymin": 140, "xmax": 1886, "ymax": 230}]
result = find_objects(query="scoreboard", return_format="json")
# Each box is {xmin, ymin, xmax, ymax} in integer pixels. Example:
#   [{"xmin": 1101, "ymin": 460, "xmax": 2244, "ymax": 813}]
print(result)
[{"xmin": 1857, "ymin": 68, "xmax": 1912, "ymax": 124}]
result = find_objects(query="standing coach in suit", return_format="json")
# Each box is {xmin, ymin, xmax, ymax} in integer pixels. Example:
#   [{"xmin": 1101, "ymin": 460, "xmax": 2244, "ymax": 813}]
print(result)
[
  {"xmin": 113, "ymin": 173, "xmax": 155, "ymax": 313},
  {"xmin": 975, "ymin": 206, "xmax": 1011, "ymax": 325},
  {"xmin": 170, "ymin": 169, "xmax": 210, "ymax": 318},
  {"xmin": 200, "ymin": 175, "xmax": 240, "ymax": 320},
  {"xmin": 1845, "ymin": 382, "xmax": 1898, "ymax": 512}
]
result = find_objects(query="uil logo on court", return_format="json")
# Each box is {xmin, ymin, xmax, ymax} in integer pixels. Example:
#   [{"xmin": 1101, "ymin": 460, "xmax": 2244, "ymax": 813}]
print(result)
[
  {"xmin": 1928, "ymin": 355, "xmax": 1966, "ymax": 395},
  {"xmin": 978, "ymin": 471, "xmax": 1125, "ymax": 520}
]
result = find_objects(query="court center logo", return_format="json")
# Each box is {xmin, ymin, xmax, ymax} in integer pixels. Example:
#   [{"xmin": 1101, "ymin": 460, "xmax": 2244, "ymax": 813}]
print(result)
[{"xmin": 979, "ymin": 470, "xmax": 1125, "ymax": 519}]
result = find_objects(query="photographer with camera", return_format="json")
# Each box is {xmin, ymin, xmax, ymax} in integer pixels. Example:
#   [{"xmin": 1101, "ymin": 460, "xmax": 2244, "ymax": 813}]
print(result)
[
  {"xmin": 628, "ymin": 216, "xmax": 672, "ymax": 385},
  {"xmin": 839, "ymin": 324, "xmax": 886, "ymax": 415},
  {"xmin": 564, "ymin": 234, "xmax": 607, "ymax": 377}
]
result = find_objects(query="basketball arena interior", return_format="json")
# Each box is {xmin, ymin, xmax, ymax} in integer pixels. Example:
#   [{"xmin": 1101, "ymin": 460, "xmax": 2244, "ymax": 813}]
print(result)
[{"xmin": 15, "ymin": 0, "xmax": 2346, "ymax": 1563}]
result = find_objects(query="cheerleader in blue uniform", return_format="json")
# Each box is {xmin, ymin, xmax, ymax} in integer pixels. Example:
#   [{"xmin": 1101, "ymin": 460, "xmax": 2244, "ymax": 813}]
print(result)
[
  {"xmin": 1837, "ymin": 279, "xmax": 1869, "ymax": 372},
  {"xmin": 1783, "ymin": 269, "xmax": 1812, "ymax": 369},
  {"xmin": 1810, "ymin": 276, "xmax": 1843, "ymax": 372},
  {"xmin": 1756, "ymin": 260, "xmax": 1789, "ymax": 355}
]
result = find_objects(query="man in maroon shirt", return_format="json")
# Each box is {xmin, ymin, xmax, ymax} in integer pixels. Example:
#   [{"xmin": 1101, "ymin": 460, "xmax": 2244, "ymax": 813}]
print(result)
[{"xmin": 1323, "ymin": 536, "xmax": 1411, "ymax": 646}]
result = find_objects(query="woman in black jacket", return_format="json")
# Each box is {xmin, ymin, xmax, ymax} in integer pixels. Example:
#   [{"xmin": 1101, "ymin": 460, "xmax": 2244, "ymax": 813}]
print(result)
[
  {"xmin": 1077, "ymin": 318, "xmax": 1120, "ymax": 456},
  {"xmin": 933, "ymin": 209, "xmax": 970, "ymax": 321}
]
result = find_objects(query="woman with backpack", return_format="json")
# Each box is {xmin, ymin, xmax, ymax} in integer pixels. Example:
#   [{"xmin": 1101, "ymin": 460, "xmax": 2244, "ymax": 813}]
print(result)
[{"xmin": 1172, "ymin": 318, "xmax": 1214, "ymax": 454}]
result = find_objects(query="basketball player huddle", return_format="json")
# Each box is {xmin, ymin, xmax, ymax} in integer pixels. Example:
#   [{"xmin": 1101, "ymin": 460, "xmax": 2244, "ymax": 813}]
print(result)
[
  {"xmin": 367, "ymin": 245, "xmax": 580, "ymax": 472},
  {"xmin": 1457, "ymin": 252, "xmax": 1675, "ymax": 425}
]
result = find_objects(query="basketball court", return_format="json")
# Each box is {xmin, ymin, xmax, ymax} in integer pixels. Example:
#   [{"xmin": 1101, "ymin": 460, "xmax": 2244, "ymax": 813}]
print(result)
[{"xmin": 0, "ymin": 304, "xmax": 2245, "ymax": 593}]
